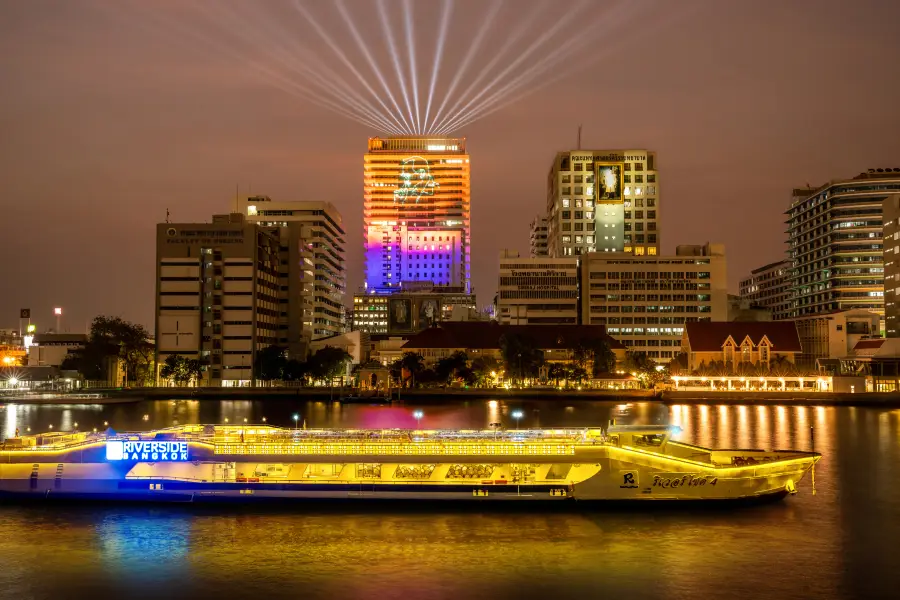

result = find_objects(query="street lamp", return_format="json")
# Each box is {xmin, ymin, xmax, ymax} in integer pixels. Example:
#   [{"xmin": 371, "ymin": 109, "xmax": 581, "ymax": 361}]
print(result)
[
  {"xmin": 293, "ymin": 414, "xmax": 299, "ymax": 430},
  {"xmin": 261, "ymin": 416, "xmax": 267, "ymax": 423},
  {"xmin": 413, "ymin": 410, "xmax": 423, "ymax": 429},
  {"xmin": 511, "ymin": 409, "xmax": 524, "ymax": 429}
]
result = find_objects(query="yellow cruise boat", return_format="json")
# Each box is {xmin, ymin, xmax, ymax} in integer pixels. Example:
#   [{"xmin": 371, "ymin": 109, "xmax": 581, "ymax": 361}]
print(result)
[{"xmin": 0, "ymin": 425, "xmax": 820, "ymax": 503}]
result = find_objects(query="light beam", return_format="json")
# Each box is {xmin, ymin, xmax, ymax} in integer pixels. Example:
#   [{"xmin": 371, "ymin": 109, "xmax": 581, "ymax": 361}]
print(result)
[
  {"xmin": 422, "ymin": 0, "xmax": 454, "ymax": 133},
  {"xmin": 402, "ymin": 0, "xmax": 422, "ymax": 134}
]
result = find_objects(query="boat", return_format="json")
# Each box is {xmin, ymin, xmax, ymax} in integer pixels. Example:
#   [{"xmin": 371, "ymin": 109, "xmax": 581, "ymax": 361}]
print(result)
[{"xmin": 0, "ymin": 424, "xmax": 820, "ymax": 503}]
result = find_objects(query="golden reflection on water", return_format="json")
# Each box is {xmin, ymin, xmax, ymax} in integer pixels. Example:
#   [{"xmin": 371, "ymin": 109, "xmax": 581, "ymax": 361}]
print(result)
[{"xmin": 3, "ymin": 401, "xmax": 900, "ymax": 599}]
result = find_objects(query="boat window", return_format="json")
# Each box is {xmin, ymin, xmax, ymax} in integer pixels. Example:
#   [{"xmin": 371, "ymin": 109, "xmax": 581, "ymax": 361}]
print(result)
[{"xmin": 635, "ymin": 434, "xmax": 665, "ymax": 447}]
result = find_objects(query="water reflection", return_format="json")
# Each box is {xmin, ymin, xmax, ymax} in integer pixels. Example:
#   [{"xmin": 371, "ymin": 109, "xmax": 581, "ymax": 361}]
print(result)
[{"xmin": 2, "ymin": 401, "xmax": 900, "ymax": 598}]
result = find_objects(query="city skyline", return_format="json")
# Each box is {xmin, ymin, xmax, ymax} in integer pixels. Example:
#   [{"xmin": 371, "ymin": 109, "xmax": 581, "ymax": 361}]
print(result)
[{"xmin": 2, "ymin": 0, "xmax": 900, "ymax": 330}]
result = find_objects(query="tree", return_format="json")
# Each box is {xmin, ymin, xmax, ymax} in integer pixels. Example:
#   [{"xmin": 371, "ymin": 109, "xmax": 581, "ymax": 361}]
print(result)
[
  {"xmin": 159, "ymin": 355, "xmax": 202, "ymax": 386},
  {"xmin": 400, "ymin": 352, "xmax": 425, "ymax": 388},
  {"xmin": 309, "ymin": 346, "xmax": 352, "ymax": 398},
  {"xmin": 499, "ymin": 334, "xmax": 543, "ymax": 385},
  {"xmin": 255, "ymin": 345, "xmax": 288, "ymax": 381},
  {"xmin": 470, "ymin": 356, "xmax": 500, "ymax": 388},
  {"xmin": 624, "ymin": 351, "xmax": 664, "ymax": 389},
  {"xmin": 62, "ymin": 315, "xmax": 153, "ymax": 384},
  {"xmin": 435, "ymin": 351, "xmax": 468, "ymax": 386},
  {"xmin": 547, "ymin": 363, "xmax": 567, "ymax": 386},
  {"xmin": 574, "ymin": 338, "xmax": 617, "ymax": 377},
  {"xmin": 283, "ymin": 359, "xmax": 309, "ymax": 383},
  {"xmin": 389, "ymin": 358, "xmax": 404, "ymax": 385}
]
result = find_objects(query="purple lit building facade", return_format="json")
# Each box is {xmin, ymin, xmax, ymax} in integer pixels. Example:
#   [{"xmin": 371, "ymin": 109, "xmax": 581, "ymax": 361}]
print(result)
[{"xmin": 363, "ymin": 137, "xmax": 471, "ymax": 294}]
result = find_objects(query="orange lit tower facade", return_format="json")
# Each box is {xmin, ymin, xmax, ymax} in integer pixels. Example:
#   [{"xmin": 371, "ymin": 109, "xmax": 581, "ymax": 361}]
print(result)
[{"xmin": 364, "ymin": 137, "xmax": 471, "ymax": 294}]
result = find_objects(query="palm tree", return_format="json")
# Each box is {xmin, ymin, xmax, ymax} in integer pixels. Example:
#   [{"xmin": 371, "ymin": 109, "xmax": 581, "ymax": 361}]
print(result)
[{"xmin": 400, "ymin": 352, "xmax": 425, "ymax": 388}]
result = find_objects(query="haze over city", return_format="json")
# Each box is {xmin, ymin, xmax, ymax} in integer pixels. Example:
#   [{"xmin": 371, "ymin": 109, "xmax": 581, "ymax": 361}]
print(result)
[{"xmin": 2, "ymin": 0, "xmax": 899, "ymax": 331}]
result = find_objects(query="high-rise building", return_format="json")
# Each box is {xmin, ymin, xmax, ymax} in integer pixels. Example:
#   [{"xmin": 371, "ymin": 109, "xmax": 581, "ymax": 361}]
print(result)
[
  {"xmin": 155, "ymin": 213, "xmax": 282, "ymax": 386},
  {"xmin": 529, "ymin": 216, "xmax": 548, "ymax": 257},
  {"xmin": 786, "ymin": 169, "xmax": 900, "ymax": 319},
  {"xmin": 496, "ymin": 250, "xmax": 579, "ymax": 325},
  {"xmin": 580, "ymin": 243, "xmax": 728, "ymax": 362},
  {"xmin": 363, "ymin": 136, "xmax": 471, "ymax": 293},
  {"xmin": 546, "ymin": 150, "xmax": 659, "ymax": 258},
  {"xmin": 739, "ymin": 259, "xmax": 792, "ymax": 320},
  {"xmin": 240, "ymin": 196, "xmax": 346, "ymax": 343},
  {"xmin": 881, "ymin": 193, "xmax": 900, "ymax": 336}
]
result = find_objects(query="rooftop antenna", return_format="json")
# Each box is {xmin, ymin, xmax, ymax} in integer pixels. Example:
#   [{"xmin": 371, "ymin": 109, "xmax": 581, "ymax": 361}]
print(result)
[
  {"xmin": 165, "ymin": 209, "xmax": 170, "ymax": 224},
  {"xmin": 577, "ymin": 125, "xmax": 582, "ymax": 150}
]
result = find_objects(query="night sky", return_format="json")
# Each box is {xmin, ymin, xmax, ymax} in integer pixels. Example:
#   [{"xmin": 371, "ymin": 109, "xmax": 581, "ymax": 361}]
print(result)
[{"xmin": 2, "ymin": 0, "xmax": 899, "ymax": 333}]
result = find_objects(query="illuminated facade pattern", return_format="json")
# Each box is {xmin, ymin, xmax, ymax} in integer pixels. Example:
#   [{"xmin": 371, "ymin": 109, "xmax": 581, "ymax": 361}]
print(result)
[
  {"xmin": 546, "ymin": 150, "xmax": 659, "ymax": 258},
  {"xmin": 787, "ymin": 170, "xmax": 900, "ymax": 319},
  {"xmin": 364, "ymin": 137, "xmax": 471, "ymax": 293}
]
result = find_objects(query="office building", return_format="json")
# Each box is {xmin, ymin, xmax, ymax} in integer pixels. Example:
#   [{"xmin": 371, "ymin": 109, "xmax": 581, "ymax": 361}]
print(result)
[
  {"xmin": 240, "ymin": 195, "xmax": 346, "ymax": 343},
  {"xmin": 363, "ymin": 136, "xmax": 471, "ymax": 293},
  {"xmin": 738, "ymin": 259, "xmax": 792, "ymax": 320},
  {"xmin": 156, "ymin": 213, "xmax": 282, "ymax": 386},
  {"xmin": 496, "ymin": 250, "xmax": 579, "ymax": 325},
  {"xmin": 529, "ymin": 216, "xmax": 548, "ymax": 257},
  {"xmin": 786, "ymin": 169, "xmax": 900, "ymax": 319},
  {"xmin": 580, "ymin": 243, "xmax": 728, "ymax": 361},
  {"xmin": 353, "ymin": 282, "xmax": 476, "ymax": 335},
  {"xmin": 546, "ymin": 149, "xmax": 659, "ymax": 258},
  {"xmin": 881, "ymin": 193, "xmax": 900, "ymax": 336}
]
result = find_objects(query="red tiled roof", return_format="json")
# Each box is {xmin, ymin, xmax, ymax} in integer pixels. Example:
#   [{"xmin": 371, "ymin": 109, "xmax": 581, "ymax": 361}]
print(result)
[
  {"xmin": 684, "ymin": 322, "xmax": 802, "ymax": 352},
  {"xmin": 402, "ymin": 322, "xmax": 625, "ymax": 351}
]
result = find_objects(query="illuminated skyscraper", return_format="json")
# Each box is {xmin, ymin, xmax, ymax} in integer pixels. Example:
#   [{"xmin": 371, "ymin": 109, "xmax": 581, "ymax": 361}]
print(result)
[{"xmin": 363, "ymin": 137, "xmax": 471, "ymax": 293}]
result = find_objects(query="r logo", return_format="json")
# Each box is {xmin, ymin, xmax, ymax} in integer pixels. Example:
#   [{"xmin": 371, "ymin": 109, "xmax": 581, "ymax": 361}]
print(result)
[{"xmin": 620, "ymin": 471, "xmax": 639, "ymax": 489}]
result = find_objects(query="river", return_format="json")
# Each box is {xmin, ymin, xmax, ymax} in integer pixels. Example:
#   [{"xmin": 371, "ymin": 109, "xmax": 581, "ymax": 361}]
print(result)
[{"xmin": 0, "ymin": 398, "xmax": 898, "ymax": 600}]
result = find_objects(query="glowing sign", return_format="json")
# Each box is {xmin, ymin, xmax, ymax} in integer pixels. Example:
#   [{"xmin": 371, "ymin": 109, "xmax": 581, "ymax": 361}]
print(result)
[{"xmin": 106, "ymin": 441, "xmax": 189, "ymax": 461}]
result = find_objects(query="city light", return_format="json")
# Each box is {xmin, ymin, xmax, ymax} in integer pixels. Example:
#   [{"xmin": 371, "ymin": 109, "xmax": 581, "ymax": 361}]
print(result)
[
  {"xmin": 413, "ymin": 410, "xmax": 424, "ymax": 428},
  {"xmin": 511, "ymin": 409, "xmax": 523, "ymax": 429},
  {"xmin": 54, "ymin": 307, "xmax": 62, "ymax": 316}
]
